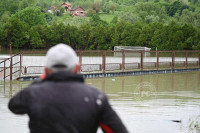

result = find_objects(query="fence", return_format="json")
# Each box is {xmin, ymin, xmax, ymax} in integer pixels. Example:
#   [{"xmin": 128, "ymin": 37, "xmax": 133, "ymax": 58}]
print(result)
[
  {"xmin": 19, "ymin": 50, "xmax": 200, "ymax": 75},
  {"xmin": 0, "ymin": 53, "xmax": 22, "ymax": 80}
]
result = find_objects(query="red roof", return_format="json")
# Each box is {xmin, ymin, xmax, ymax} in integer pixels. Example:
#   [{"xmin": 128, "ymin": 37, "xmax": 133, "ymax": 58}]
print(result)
[
  {"xmin": 62, "ymin": 2, "xmax": 71, "ymax": 6},
  {"xmin": 71, "ymin": 6, "xmax": 85, "ymax": 11}
]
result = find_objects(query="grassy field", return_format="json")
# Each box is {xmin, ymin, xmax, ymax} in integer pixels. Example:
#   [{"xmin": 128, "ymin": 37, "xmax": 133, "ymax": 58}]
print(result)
[
  {"xmin": 51, "ymin": 12, "xmax": 117, "ymax": 24},
  {"xmin": 99, "ymin": 13, "xmax": 116, "ymax": 23}
]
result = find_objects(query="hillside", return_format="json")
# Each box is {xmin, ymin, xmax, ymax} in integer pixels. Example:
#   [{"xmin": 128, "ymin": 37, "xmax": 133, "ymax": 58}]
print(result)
[{"xmin": 0, "ymin": 0, "xmax": 200, "ymax": 50}]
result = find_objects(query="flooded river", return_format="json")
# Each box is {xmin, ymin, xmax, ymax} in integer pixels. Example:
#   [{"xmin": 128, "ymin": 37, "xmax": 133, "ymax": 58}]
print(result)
[{"xmin": 0, "ymin": 72, "xmax": 200, "ymax": 133}]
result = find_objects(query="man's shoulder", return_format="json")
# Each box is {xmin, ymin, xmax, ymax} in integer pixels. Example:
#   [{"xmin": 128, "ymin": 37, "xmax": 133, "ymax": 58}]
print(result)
[{"xmin": 23, "ymin": 78, "xmax": 46, "ymax": 93}]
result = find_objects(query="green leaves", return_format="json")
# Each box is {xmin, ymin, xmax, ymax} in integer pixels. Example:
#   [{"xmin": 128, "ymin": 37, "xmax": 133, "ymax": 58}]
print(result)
[
  {"xmin": 5, "ymin": 17, "xmax": 29, "ymax": 48},
  {"xmin": 89, "ymin": 14, "xmax": 108, "ymax": 26},
  {"xmin": 13, "ymin": 7, "xmax": 47, "ymax": 28},
  {"xmin": 0, "ymin": 0, "xmax": 200, "ymax": 50}
]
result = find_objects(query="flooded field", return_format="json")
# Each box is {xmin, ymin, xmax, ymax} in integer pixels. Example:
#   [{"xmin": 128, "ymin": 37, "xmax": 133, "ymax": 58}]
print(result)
[{"xmin": 0, "ymin": 72, "xmax": 200, "ymax": 133}]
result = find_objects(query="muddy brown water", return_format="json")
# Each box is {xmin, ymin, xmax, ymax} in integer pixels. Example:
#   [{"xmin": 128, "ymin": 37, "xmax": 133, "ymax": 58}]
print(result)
[{"xmin": 0, "ymin": 72, "xmax": 200, "ymax": 133}]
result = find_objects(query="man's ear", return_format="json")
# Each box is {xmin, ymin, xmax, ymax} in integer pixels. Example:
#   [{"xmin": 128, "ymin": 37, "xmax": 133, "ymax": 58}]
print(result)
[
  {"xmin": 73, "ymin": 64, "xmax": 80, "ymax": 73},
  {"xmin": 44, "ymin": 67, "xmax": 50, "ymax": 75},
  {"xmin": 40, "ymin": 67, "xmax": 49, "ymax": 80}
]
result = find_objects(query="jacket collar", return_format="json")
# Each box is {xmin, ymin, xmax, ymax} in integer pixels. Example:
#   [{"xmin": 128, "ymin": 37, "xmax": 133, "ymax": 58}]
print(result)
[{"xmin": 43, "ymin": 71, "xmax": 84, "ymax": 83}]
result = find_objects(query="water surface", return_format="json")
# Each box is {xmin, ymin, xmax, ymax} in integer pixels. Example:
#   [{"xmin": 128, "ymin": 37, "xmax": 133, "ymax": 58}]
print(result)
[{"xmin": 0, "ymin": 72, "xmax": 200, "ymax": 133}]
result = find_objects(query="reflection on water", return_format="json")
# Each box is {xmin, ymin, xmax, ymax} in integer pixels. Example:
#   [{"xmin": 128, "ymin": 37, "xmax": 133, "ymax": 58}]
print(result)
[
  {"xmin": 1, "ymin": 72, "xmax": 200, "ymax": 133},
  {"xmin": 0, "ymin": 80, "xmax": 31, "ymax": 133},
  {"xmin": 87, "ymin": 72, "xmax": 200, "ymax": 133}
]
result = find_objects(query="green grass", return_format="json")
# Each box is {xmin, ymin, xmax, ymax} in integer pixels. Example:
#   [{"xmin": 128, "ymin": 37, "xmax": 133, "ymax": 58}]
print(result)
[
  {"xmin": 51, "ymin": 14, "xmax": 89, "ymax": 26},
  {"xmin": 51, "ymin": 12, "xmax": 117, "ymax": 24},
  {"xmin": 99, "ymin": 13, "xmax": 116, "ymax": 23}
]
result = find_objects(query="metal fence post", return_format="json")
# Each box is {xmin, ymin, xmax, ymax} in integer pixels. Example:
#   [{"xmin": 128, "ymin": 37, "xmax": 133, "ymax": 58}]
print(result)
[
  {"xmin": 172, "ymin": 51, "xmax": 175, "ymax": 70},
  {"xmin": 141, "ymin": 51, "xmax": 144, "ymax": 71},
  {"xmin": 102, "ymin": 51, "xmax": 106, "ymax": 73},
  {"xmin": 4, "ymin": 61, "xmax": 6, "ymax": 80},
  {"xmin": 10, "ymin": 44, "xmax": 12, "ymax": 80},
  {"xmin": 122, "ymin": 51, "xmax": 125, "ymax": 72},
  {"xmin": 24, "ymin": 66, "xmax": 27, "ymax": 74},
  {"xmin": 185, "ymin": 51, "xmax": 188, "ymax": 68},
  {"xmin": 19, "ymin": 53, "xmax": 22, "ymax": 78},
  {"xmin": 156, "ymin": 51, "xmax": 159, "ymax": 70}
]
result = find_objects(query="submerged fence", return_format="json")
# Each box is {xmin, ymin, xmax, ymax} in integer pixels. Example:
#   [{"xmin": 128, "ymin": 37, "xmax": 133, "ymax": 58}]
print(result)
[
  {"xmin": 0, "ymin": 50, "xmax": 200, "ymax": 80},
  {"xmin": 0, "ymin": 53, "xmax": 22, "ymax": 80},
  {"xmin": 19, "ymin": 50, "xmax": 200, "ymax": 75}
]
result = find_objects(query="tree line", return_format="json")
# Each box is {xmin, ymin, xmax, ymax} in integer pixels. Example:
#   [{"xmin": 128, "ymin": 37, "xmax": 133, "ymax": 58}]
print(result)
[
  {"xmin": 0, "ymin": 7, "xmax": 200, "ymax": 50},
  {"xmin": 0, "ymin": 0, "xmax": 200, "ymax": 50}
]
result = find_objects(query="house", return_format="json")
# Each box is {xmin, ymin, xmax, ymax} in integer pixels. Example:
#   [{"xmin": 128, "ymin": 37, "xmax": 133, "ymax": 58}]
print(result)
[
  {"xmin": 70, "ymin": 6, "xmax": 85, "ymax": 17},
  {"xmin": 47, "ymin": 6, "xmax": 56, "ymax": 14},
  {"xmin": 61, "ymin": 2, "xmax": 72, "ymax": 11}
]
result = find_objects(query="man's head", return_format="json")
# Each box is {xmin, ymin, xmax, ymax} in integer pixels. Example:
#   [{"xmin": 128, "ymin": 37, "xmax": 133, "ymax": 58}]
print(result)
[{"xmin": 45, "ymin": 43, "xmax": 80, "ymax": 75}]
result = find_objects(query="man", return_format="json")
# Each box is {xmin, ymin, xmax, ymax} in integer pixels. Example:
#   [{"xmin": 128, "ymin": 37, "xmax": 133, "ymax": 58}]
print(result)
[{"xmin": 8, "ymin": 43, "xmax": 128, "ymax": 133}]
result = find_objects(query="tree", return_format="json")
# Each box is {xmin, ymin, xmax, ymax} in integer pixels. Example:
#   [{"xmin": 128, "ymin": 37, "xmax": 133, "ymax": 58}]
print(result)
[
  {"xmin": 119, "ymin": 12, "xmax": 139, "ymax": 24},
  {"xmin": 120, "ymin": 23, "xmax": 141, "ymax": 46},
  {"xmin": 45, "ymin": 23, "xmax": 66, "ymax": 47},
  {"xmin": 91, "ymin": 2, "xmax": 102, "ymax": 13},
  {"xmin": 45, "ymin": 12, "xmax": 53, "ymax": 24},
  {"xmin": 176, "ymin": 9, "xmax": 200, "ymax": 26},
  {"xmin": 135, "ymin": 2, "xmax": 168, "ymax": 23},
  {"xmin": 86, "ymin": 8, "xmax": 96, "ymax": 17},
  {"xmin": 9, "ymin": 0, "xmax": 20, "ymax": 14},
  {"xmin": 111, "ymin": 21, "xmax": 127, "ymax": 46},
  {"xmin": 0, "ymin": 11, "xmax": 11, "ymax": 26},
  {"xmin": 102, "ymin": 2, "xmax": 110, "ymax": 13},
  {"xmin": 78, "ymin": 24, "xmax": 92, "ymax": 49},
  {"xmin": 19, "ymin": 0, "xmax": 29, "ymax": 9},
  {"xmin": 192, "ymin": 28, "xmax": 200, "ymax": 50},
  {"xmin": 145, "ymin": 15, "xmax": 160, "ymax": 23},
  {"xmin": 65, "ymin": 25, "xmax": 80, "ymax": 49},
  {"xmin": 4, "ymin": 18, "xmax": 29, "ymax": 48},
  {"xmin": 111, "ymin": 16, "xmax": 118, "ymax": 24},
  {"xmin": 13, "ymin": 6, "xmax": 47, "ymax": 28},
  {"xmin": 110, "ymin": 3, "xmax": 116, "ymax": 13},
  {"xmin": 166, "ymin": 1, "xmax": 189, "ymax": 16},
  {"xmin": 88, "ymin": 24, "xmax": 110, "ymax": 50},
  {"xmin": 0, "ymin": 26, "xmax": 7, "ymax": 47},
  {"xmin": 89, "ymin": 14, "xmax": 107, "ymax": 26},
  {"xmin": 137, "ymin": 24, "xmax": 155, "ymax": 47},
  {"xmin": 29, "ymin": 26, "xmax": 43, "ymax": 48}
]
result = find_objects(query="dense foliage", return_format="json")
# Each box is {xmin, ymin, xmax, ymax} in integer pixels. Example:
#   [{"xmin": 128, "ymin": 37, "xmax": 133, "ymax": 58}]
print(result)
[{"xmin": 0, "ymin": 0, "xmax": 200, "ymax": 50}]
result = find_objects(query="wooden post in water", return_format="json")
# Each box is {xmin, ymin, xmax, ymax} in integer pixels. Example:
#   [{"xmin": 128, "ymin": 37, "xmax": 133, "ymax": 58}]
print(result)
[
  {"xmin": 10, "ymin": 80, "xmax": 12, "ymax": 97},
  {"xmin": 122, "ymin": 79, "xmax": 125, "ymax": 95},
  {"xmin": 4, "ymin": 78, "xmax": 5, "ymax": 93},
  {"xmin": 102, "ymin": 78, "xmax": 105, "ymax": 92},
  {"xmin": 171, "ymin": 73, "xmax": 174, "ymax": 91}
]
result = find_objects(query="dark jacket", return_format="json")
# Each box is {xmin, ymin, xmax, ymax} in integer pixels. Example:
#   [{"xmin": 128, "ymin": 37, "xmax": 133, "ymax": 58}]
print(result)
[{"xmin": 8, "ymin": 71, "xmax": 128, "ymax": 133}]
